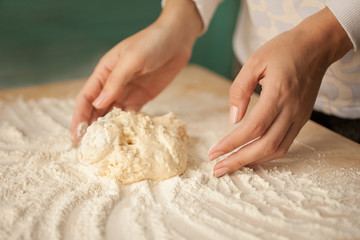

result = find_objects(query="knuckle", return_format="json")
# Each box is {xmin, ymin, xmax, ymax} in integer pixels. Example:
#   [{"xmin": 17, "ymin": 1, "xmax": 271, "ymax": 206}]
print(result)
[
  {"xmin": 128, "ymin": 52, "xmax": 143, "ymax": 64},
  {"xmin": 247, "ymin": 54, "xmax": 263, "ymax": 67},
  {"xmin": 279, "ymin": 78, "xmax": 293, "ymax": 92},
  {"xmin": 76, "ymin": 91, "xmax": 90, "ymax": 104},
  {"xmin": 229, "ymin": 84, "xmax": 247, "ymax": 101},
  {"xmin": 275, "ymin": 148, "xmax": 288, "ymax": 159},
  {"xmin": 97, "ymin": 54, "xmax": 109, "ymax": 66},
  {"xmin": 252, "ymin": 121, "xmax": 267, "ymax": 136},
  {"xmin": 75, "ymin": 93, "xmax": 83, "ymax": 103},
  {"xmin": 275, "ymin": 78, "xmax": 300, "ymax": 99},
  {"xmin": 235, "ymin": 158, "xmax": 244, "ymax": 169},
  {"xmin": 103, "ymin": 79, "xmax": 124, "ymax": 96},
  {"xmin": 117, "ymin": 41, "xmax": 129, "ymax": 54},
  {"xmin": 117, "ymin": 43, "xmax": 143, "ymax": 67},
  {"xmin": 127, "ymin": 54, "xmax": 147, "ymax": 73},
  {"xmin": 225, "ymin": 141, "xmax": 238, "ymax": 152},
  {"xmin": 106, "ymin": 74, "xmax": 118, "ymax": 85},
  {"xmin": 99, "ymin": 54, "xmax": 109, "ymax": 64},
  {"xmin": 264, "ymin": 140, "xmax": 279, "ymax": 155}
]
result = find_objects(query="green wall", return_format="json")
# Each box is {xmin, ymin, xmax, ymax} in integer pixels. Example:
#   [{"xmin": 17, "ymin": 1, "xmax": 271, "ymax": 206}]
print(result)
[{"xmin": 0, "ymin": 0, "xmax": 239, "ymax": 89}]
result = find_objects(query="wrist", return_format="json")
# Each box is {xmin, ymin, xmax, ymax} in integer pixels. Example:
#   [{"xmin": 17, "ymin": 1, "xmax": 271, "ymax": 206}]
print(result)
[
  {"xmin": 293, "ymin": 7, "xmax": 353, "ymax": 66},
  {"xmin": 156, "ymin": 0, "xmax": 202, "ymax": 46}
]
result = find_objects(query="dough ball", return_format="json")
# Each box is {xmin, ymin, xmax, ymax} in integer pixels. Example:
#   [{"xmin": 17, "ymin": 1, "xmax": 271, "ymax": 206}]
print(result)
[{"xmin": 79, "ymin": 108, "xmax": 188, "ymax": 184}]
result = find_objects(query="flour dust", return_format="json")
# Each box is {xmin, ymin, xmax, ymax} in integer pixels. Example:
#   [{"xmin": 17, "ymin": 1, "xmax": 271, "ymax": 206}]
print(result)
[{"xmin": 0, "ymin": 96, "xmax": 359, "ymax": 240}]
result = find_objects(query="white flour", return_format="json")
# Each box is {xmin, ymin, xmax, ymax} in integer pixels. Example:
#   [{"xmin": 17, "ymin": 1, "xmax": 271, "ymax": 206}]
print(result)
[{"xmin": 0, "ymin": 95, "xmax": 359, "ymax": 240}]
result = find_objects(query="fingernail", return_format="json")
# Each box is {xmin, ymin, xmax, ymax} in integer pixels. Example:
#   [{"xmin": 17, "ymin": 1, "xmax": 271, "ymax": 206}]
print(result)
[
  {"xmin": 208, "ymin": 143, "xmax": 217, "ymax": 155},
  {"xmin": 76, "ymin": 122, "xmax": 88, "ymax": 140},
  {"xmin": 71, "ymin": 134, "xmax": 77, "ymax": 142},
  {"xmin": 92, "ymin": 92, "xmax": 108, "ymax": 108},
  {"xmin": 214, "ymin": 167, "xmax": 230, "ymax": 178},
  {"xmin": 229, "ymin": 105, "xmax": 239, "ymax": 124},
  {"xmin": 209, "ymin": 151, "xmax": 224, "ymax": 161}
]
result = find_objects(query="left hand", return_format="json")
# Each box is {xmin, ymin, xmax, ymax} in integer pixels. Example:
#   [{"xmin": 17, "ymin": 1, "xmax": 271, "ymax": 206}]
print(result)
[
  {"xmin": 208, "ymin": 7, "xmax": 353, "ymax": 177},
  {"xmin": 70, "ymin": 0, "xmax": 202, "ymax": 142}
]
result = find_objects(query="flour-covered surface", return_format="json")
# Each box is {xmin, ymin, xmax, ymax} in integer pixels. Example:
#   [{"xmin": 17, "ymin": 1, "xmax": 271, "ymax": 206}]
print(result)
[{"xmin": 1, "ymin": 89, "xmax": 360, "ymax": 239}]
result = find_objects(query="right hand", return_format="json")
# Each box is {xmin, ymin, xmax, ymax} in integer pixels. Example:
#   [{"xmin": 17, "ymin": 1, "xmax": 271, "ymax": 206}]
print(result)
[{"xmin": 71, "ymin": 0, "xmax": 202, "ymax": 142}]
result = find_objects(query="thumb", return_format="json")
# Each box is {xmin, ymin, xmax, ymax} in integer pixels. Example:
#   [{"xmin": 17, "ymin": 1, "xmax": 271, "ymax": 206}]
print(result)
[
  {"xmin": 229, "ymin": 60, "xmax": 264, "ymax": 124},
  {"xmin": 92, "ymin": 56, "xmax": 142, "ymax": 109}
]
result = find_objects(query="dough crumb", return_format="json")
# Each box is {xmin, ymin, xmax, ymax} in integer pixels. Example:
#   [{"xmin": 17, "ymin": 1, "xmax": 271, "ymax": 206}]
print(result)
[{"xmin": 79, "ymin": 108, "xmax": 188, "ymax": 184}]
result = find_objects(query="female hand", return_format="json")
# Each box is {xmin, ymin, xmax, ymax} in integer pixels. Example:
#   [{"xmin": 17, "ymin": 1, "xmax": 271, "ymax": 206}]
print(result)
[
  {"xmin": 208, "ymin": 7, "xmax": 353, "ymax": 177},
  {"xmin": 71, "ymin": 0, "xmax": 202, "ymax": 142}
]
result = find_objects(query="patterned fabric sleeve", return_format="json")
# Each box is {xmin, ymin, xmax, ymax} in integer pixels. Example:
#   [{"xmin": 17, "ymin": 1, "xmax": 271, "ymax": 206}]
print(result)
[
  {"xmin": 327, "ymin": 0, "xmax": 360, "ymax": 51},
  {"xmin": 161, "ymin": 0, "xmax": 223, "ymax": 34}
]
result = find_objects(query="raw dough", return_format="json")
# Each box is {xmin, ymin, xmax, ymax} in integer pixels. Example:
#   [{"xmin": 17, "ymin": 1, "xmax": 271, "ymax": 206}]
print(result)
[{"xmin": 79, "ymin": 108, "xmax": 188, "ymax": 184}]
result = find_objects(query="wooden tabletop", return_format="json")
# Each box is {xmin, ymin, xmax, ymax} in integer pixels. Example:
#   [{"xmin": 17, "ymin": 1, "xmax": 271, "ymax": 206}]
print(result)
[
  {"xmin": 1, "ymin": 64, "xmax": 360, "ymax": 239},
  {"xmin": 1, "ymin": 64, "xmax": 359, "ymax": 173}
]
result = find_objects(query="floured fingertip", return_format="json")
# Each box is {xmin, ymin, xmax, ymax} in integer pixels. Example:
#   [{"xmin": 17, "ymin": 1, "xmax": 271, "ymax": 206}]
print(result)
[{"xmin": 74, "ymin": 121, "xmax": 88, "ymax": 143}]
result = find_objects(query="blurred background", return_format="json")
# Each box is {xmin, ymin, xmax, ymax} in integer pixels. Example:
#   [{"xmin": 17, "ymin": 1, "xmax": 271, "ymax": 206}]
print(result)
[{"xmin": 0, "ymin": 0, "xmax": 240, "ymax": 89}]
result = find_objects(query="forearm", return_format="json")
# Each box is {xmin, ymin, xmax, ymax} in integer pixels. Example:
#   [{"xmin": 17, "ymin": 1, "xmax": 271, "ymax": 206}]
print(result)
[
  {"xmin": 327, "ymin": 0, "xmax": 360, "ymax": 51},
  {"xmin": 156, "ymin": 0, "xmax": 203, "ymax": 46},
  {"xmin": 292, "ymin": 7, "xmax": 353, "ymax": 67}
]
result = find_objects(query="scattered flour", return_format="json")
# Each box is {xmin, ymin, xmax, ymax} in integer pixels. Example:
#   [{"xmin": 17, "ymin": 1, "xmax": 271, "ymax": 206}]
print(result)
[{"xmin": 0, "ymin": 95, "xmax": 359, "ymax": 240}]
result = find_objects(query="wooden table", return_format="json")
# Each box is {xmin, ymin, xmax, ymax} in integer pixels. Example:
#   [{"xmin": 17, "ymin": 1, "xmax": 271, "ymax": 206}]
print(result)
[
  {"xmin": 1, "ymin": 64, "xmax": 359, "ymax": 239},
  {"xmin": 1, "ymin": 64, "xmax": 359, "ymax": 170}
]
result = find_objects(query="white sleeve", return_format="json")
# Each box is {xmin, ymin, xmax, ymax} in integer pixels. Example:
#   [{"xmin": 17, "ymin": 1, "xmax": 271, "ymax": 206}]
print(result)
[
  {"xmin": 326, "ymin": 0, "xmax": 360, "ymax": 51},
  {"xmin": 161, "ymin": 0, "xmax": 223, "ymax": 34}
]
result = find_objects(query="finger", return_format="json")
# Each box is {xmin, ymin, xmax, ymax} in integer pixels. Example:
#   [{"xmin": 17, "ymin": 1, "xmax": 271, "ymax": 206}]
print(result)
[
  {"xmin": 116, "ymin": 54, "xmax": 182, "ymax": 112},
  {"xmin": 229, "ymin": 57, "xmax": 266, "ymax": 124},
  {"xmin": 88, "ymin": 85, "xmax": 152, "ymax": 123},
  {"xmin": 70, "ymin": 55, "xmax": 116, "ymax": 142},
  {"xmin": 71, "ymin": 98, "xmax": 91, "ymax": 142},
  {"xmin": 92, "ymin": 55, "xmax": 143, "ymax": 110},
  {"xmin": 209, "ymin": 85, "xmax": 280, "ymax": 160},
  {"xmin": 88, "ymin": 100, "xmax": 128, "ymax": 125},
  {"xmin": 122, "ymin": 85, "xmax": 155, "ymax": 112},
  {"xmin": 249, "ymin": 122, "xmax": 303, "ymax": 166},
  {"xmin": 88, "ymin": 107, "xmax": 112, "ymax": 125},
  {"xmin": 71, "ymin": 80, "xmax": 104, "ymax": 142},
  {"xmin": 213, "ymin": 109, "xmax": 293, "ymax": 177}
]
